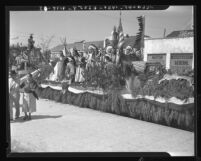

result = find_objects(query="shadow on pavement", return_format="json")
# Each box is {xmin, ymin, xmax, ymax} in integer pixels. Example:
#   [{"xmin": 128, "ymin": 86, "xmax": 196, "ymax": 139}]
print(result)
[{"xmin": 11, "ymin": 115, "xmax": 62, "ymax": 123}]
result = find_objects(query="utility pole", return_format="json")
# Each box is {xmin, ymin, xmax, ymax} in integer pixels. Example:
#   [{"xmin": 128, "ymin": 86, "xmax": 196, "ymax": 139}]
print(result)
[{"xmin": 163, "ymin": 28, "xmax": 166, "ymax": 38}]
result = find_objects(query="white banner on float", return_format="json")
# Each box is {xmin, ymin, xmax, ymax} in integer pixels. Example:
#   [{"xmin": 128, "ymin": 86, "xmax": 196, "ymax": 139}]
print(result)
[
  {"xmin": 40, "ymin": 84, "xmax": 194, "ymax": 105},
  {"xmin": 121, "ymin": 94, "xmax": 194, "ymax": 105}
]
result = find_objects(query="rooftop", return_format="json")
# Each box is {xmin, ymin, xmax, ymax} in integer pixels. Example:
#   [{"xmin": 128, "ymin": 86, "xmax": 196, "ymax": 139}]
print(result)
[
  {"xmin": 51, "ymin": 35, "xmax": 150, "ymax": 52},
  {"xmin": 165, "ymin": 30, "xmax": 193, "ymax": 38}
]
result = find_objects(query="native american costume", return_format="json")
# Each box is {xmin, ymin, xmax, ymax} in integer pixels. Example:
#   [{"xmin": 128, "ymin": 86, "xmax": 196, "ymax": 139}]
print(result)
[
  {"xmin": 75, "ymin": 57, "xmax": 86, "ymax": 83},
  {"xmin": 105, "ymin": 45, "xmax": 116, "ymax": 63},
  {"xmin": 65, "ymin": 57, "xmax": 75, "ymax": 84},
  {"xmin": 51, "ymin": 53, "xmax": 65, "ymax": 81},
  {"xmin": 86, "ymin": 44, "xmax": 98, "ymax": 69}
]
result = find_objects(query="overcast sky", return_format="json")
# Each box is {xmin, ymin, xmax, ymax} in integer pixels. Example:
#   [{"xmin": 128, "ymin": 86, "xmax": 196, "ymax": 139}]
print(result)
[{"xmin": 10, "ymin": 6, "xmax": 193, "ymax": 49}]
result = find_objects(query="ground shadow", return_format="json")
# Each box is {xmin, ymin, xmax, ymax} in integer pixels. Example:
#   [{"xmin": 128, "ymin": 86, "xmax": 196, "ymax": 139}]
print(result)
[{"xmin": 11, "ymin": 115, "xmax": 62, "ymax": 123}]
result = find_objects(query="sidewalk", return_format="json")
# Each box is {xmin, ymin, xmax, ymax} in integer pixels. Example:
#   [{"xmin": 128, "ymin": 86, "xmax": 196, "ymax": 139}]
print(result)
[{"xmin": 10, "ymin": 99, "xmax": 194, "ymax": 156}]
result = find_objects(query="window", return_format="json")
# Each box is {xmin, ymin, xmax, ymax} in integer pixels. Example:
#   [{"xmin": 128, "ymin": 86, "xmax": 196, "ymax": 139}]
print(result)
[
  {"xmin": 147, "ymin": 54, "xmax": 166, "ymax": 67},
  {"xmin": 170, "ymin": 53, "xmax": 193, "ymax": 74}
]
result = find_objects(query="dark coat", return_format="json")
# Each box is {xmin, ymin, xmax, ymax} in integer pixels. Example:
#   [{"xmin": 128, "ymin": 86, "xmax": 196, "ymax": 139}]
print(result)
[
  {"xmin": 65, "ymin": 62, "xmax": 75, "ymax": 80},
  {"xmin": 21, "ymin": 79, "xmax": 39, "ymax": 99}
]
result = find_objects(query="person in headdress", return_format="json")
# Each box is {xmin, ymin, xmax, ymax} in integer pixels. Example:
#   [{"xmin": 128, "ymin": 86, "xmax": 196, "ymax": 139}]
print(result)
[
  {"xmin": 70, "ymin": 47, "xmax": 78, "ymax": 65},
  {"xmin": 86, "ymin": 44, "xmax": 98, "ymax": 69},
  {"xmin": 65, "ymin": 57, "xmax": 75, "ymax": 84},
  {"xmin": 105, "ymin": 45, "xmax": 116, "ymax": 63},
  {"xmin": 125, "ymin": 46, "xmax": 133, "ymax": 55},
  {"xmin": 20, "ymin": 73, "xmax": 39, "ymax": 120},
  {"xmin": 75, "ymin": 52, "xmax": 86, "ymax": 83},
  {"xmin": 9, "ymin": 70, "xmax": 20, "ymax": 121}
]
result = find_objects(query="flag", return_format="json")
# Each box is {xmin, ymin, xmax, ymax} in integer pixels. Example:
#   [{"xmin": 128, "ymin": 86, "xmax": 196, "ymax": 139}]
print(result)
[
  {"xmin": 117, "ymin": 27, "xmax": 125, "ymax": 49},
  {"xmin": 163, "ymin": 28, "xmax": 166, "ymax": 38},
  {"xmin": 117, "ymin": 11, "xmax": 125, "ymax": 49}
]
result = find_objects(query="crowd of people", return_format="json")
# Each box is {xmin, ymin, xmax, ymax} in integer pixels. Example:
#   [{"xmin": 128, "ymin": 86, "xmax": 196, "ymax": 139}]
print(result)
[
  {"xmin": 49, "ymin": 44, "xmax": 142, "ymax": 84},
  {"xmin": 9, "ymin": 43, "xmax": 142, "ymax": 122},
  {"xmin": 9, "ymin": 70, "xmax": 39, "ymax": 121}
]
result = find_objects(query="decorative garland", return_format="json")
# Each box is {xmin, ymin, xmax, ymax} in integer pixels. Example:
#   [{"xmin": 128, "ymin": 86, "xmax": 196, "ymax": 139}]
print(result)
[
  {"xmin": 35, "ymin": 86, "xmax": 194, "ymax": 131},
  {"xmin": 82, "ymin": 61, "xmax": 124, "ymax": 92},
  {"xmin": 127, "ymin": 64, "xmax": 194, "ymax": 101},
  {"xmin": 41, "ymin": 64, "xmax": 194, "ymax": 101}
]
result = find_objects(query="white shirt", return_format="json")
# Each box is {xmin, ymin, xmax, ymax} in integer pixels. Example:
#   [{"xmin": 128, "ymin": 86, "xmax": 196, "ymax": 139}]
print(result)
[{"xmin": 9, "ymin": 77, "xmax": 19, "ymax": 93}]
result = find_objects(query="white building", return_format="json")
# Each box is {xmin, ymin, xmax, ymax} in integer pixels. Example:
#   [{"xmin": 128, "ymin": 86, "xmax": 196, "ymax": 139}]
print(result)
[{"xmin": 144, "ymin": 30, "xmax": 194, "ymax": 73}]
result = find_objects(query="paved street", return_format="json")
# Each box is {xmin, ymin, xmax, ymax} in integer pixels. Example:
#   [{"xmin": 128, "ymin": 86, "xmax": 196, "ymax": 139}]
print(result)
[{"xmin": 10, "ymin": 99, "xmax": 194, "ymax": 156}]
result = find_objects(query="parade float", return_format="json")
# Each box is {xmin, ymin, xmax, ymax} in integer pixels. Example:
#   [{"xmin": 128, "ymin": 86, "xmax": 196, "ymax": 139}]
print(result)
[{"xmin": 27, "ymin": 16, "xmax": 194, "ymax": 132}]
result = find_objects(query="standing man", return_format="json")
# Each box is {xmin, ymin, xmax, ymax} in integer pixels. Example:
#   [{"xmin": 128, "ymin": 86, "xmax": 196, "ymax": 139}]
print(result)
[
  {"xmin": 21, "ymin": 73, "xmax": 39, "ymax": 120},
  {"xmin": 9, "ymin": 70, "xmax": 20, "ymax": 121}
]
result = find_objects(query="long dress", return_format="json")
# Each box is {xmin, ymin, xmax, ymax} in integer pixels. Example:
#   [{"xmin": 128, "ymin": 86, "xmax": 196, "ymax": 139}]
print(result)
[
  {"xmin": 50, "ymin": 59, "xmax": 65, "ymax": 81},
  {"xmin": 50, "ymin": 62, "xmax": 59, "ymax": 81},
  {"xmin": 75, "ymin": 57, "xmax": 85, "ymax": 83},
  {"xmin": 22, "ymin": 79, "xmax": 38, "ymax": 113},
  {"xmin": 57, "ymin": 59, "xmax": 65, "ymax": 81}
]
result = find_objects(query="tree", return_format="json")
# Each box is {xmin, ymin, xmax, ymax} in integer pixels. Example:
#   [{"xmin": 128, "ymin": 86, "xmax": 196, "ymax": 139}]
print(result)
[
  {"xmin": 28, "ymin": 34, "xmax": 35, "ymax": 51},
  {"xmin": 39, "ymin": 35, "xmax": 55, "ymax": 62},
  {"xmin": 60, "ymin": 37, "xmax": 70, "ymax": 57},
  {"xmin": 40, "ymin": 35, "xmax": 54, "ymax": 53}
]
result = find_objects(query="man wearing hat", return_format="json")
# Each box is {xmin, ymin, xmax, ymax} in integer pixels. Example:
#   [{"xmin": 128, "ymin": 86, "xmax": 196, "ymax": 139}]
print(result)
[{"xmin": 9, "ymin": 70, "xmax": 20, "ymax": 121}]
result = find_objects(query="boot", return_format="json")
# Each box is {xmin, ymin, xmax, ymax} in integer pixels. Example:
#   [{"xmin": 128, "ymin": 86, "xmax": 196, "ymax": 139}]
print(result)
[
  {"xmin": 23, "ymin": 113, "xmax": 28, "ymax": 120},
  {"xmin": 28, "ymin": 113, "xmax": 32, "ymax": 120}
]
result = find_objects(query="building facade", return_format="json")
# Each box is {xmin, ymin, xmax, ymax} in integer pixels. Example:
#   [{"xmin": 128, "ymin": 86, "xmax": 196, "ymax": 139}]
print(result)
[{"xmin": 144, "ymin": 34, "xmax": 194, "ymax": 73}]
